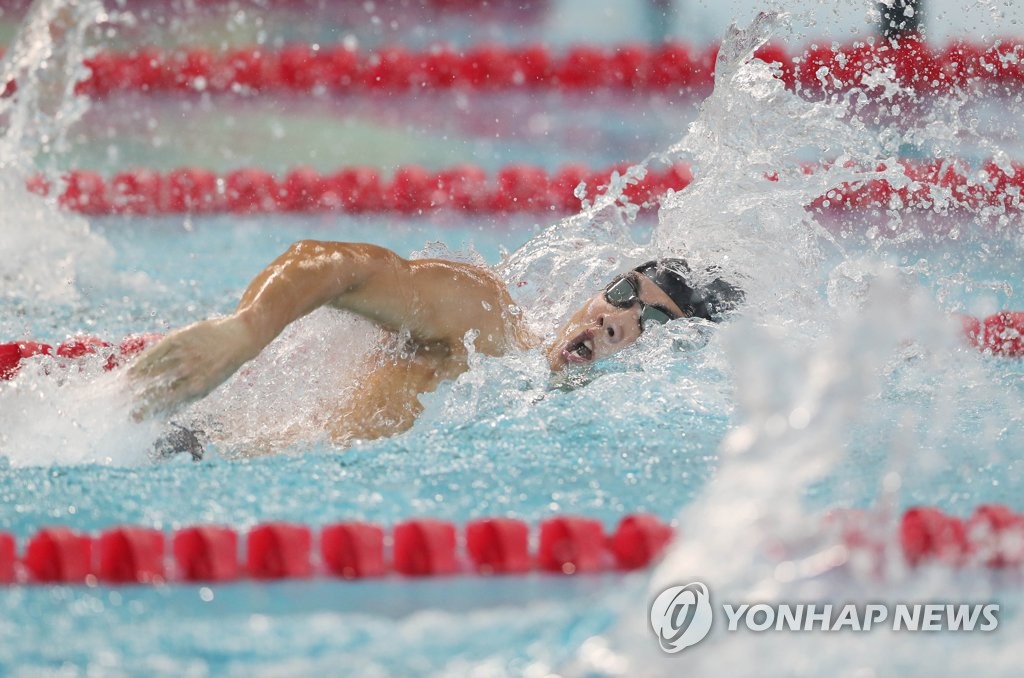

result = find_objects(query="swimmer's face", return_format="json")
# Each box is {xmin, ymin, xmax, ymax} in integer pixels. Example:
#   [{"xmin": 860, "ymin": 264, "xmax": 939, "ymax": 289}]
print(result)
[{"xmin": 546, "ymin": 272, "xmax": 684, "ymax": 371}]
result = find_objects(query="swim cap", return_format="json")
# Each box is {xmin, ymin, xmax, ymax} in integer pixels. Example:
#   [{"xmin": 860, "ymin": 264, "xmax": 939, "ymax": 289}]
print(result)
[{"xmin": 633, "ymin": 258, "xmax": 744, "ymax": 322}]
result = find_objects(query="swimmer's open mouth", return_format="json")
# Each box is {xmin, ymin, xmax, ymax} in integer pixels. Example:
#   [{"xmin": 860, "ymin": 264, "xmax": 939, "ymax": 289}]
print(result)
[{"xmin": 563, "ymin": 330, "xmax": 595, "ymax": 364}]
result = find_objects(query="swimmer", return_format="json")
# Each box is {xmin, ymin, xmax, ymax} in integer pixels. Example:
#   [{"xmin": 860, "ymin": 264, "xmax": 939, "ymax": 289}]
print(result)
[{"xmin": 129, "ymin": 240, "xmax": 742, "ymax": 444}]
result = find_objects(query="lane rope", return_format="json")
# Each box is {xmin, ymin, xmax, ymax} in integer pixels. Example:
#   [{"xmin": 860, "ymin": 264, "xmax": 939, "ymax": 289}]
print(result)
[
  {"xmin": 3, "ymin": 39, "xmax": 1011, "ymax": 99},
  {"xmin": 30, "ymin": 163, "xmax": 690, "ymax": 215},
  {"xmin": 1, "ymin": 515, "xmax": 670, "ymax": 584},
  {"xmin": 1, "ymin": 504, "xmax": 1022, "ymax": 585},
  {"xmin": 0, "ymin": 335, "xmax": 160, "ymax": 381},
  {"xmin": 23, "ymin": 159, "xmax": 1024, "ymax": 215}
]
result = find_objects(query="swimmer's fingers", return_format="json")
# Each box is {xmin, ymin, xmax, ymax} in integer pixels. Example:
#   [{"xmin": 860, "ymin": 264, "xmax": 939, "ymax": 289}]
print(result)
[
  {"xmin": 127, "ymin": 331, "xmax": 207, "ymax": 419},
  {"xmin": 131, "ymin": 363, "xmax": 224, "ymax": 421},
  {"xmin": 129, "ymin": 381, "xmax": 175, "ymax": 422},
  {"xmin": 127, "ymin": 328, "xmax": 191, "ymax": 380},
  {"xmin": 127, "ymin": 349, "xmax": 178, "ymax": 386},
  {"xmin": 129, "ymin": 359, "xmax": 193, "ymax": 421},
  {"xmin": 131, "ymin": 360, "xmax": 216, "ymax": 419},
  {"xmin": 127, "ymin": 316, "xmax": 259, "ymax": 420}
]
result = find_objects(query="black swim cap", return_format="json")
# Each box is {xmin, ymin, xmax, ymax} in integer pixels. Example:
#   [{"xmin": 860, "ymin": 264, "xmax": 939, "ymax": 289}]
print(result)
[{"xmin": 633, "ymin": 258, "xmax": 744, "ymax": 322}]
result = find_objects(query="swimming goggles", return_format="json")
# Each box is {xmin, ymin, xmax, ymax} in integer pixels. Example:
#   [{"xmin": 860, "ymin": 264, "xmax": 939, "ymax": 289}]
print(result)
[{"xmin": 603, "ymin": 273, "xmax": 678, "ymax": 332}]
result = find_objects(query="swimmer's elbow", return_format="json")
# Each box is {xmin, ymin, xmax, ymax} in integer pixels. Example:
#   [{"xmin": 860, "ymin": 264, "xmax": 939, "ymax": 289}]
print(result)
[
  {"xmin": 283, "ymin": 240, "xmax": 409, "ymax": 294},
  {"xmin": 283, "ymin": 239, "xmax": 355, "ymax": 267},
  {"xmin": 280, "ymin": 241, "xmax": 414, "ymax": 323},
  {"xmin": 240, "ymin": 240, "xmax": 406, "ymax": 336}
]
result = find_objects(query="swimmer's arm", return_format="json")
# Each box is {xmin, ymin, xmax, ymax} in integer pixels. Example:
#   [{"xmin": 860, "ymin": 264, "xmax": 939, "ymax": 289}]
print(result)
[
  {"xmin": 129, "ymin": 240, "xmax": 516, "ymax": 418},
  {"xmin": 233, "ymin": 240, "xmax": 403, "ymax": 351},
  {"xmin": 238, "ymin": 240, "xmax": 519, "ymax": 354}
]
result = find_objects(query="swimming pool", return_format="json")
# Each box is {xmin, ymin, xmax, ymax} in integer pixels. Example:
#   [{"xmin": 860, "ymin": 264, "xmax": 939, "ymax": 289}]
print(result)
[{"xmin": 3, "ymin": 0, "xmax": 1024, "ymax": 675}]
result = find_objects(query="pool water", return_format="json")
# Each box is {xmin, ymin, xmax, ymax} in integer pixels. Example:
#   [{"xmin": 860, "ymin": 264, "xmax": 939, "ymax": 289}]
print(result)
[{"xmin": 3, "ymin": 0, "xmax": 1024, "ymax": 676}]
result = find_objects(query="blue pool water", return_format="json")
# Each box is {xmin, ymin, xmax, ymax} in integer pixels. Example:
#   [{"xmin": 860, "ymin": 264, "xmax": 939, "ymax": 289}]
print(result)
[{"xmin": 3, "ymin": 1, "xmax": 1024, "ymax": 676}]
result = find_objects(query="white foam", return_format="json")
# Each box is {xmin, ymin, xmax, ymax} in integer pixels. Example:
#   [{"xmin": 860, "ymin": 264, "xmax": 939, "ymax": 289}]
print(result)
[
  {"xmin": 0, "ymin": 0, "xmax": 141, "ymax": 315},
  {"xmin": 0, "ymin": 354, "xmax": 162, "ymax": 466},
  {"xmin": 566, "ymin": 11, "xmax": 1024, "ymax": 675}
]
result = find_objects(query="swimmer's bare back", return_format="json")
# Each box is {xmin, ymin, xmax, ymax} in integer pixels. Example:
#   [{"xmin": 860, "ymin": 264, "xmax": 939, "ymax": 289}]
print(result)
[{"xmin": 128, "ymin": 240, "xmax": 536, "ymax": 441}]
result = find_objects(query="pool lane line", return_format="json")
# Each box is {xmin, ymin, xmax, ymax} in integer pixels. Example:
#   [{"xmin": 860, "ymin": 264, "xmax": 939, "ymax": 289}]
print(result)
[
  {"xmin": 1, "ymin": 506, "xmax": 1022, "ymax": 586},
  {"xmin": 1, "ymin": 515, "xmax": 671, "ymax": 584},
  {"xmin": 3, "ymin": 39, "xmax": 1014, "ymax": 99},
  {"xmin": 21, "ymin": 159, "xmax": 1024, "ymax": 216}
]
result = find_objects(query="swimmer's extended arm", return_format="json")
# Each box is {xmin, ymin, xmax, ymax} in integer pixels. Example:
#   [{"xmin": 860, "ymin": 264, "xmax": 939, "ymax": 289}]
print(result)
[{"xmin": 129, "ymin": 240, "xmax": 521, "ymax": 418}]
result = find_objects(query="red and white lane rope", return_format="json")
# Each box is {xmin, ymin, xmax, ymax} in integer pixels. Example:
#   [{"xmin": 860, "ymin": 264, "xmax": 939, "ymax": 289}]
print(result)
[
  {"xmin": 23, "ymin": 159, "xmax": 1024, "ymax": 215},
  {"xmin": 6, "ymin": 39, "xmax": 1011, "ymax": 99},
  {"xmin": 0, "ymin": 504, "xmax": 1022, "ymax": 585}
]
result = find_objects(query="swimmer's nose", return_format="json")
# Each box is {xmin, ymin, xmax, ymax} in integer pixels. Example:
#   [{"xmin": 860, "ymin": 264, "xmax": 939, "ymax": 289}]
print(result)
[{"xmin": 598, "ymin": 313, "xmax": 629, "ymax": 346}]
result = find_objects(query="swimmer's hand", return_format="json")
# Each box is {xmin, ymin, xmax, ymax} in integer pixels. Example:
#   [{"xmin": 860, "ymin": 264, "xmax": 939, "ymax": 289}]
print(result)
[{"xmin": 127, "ymin": 315, "xmax": 261, "ymax": 420}]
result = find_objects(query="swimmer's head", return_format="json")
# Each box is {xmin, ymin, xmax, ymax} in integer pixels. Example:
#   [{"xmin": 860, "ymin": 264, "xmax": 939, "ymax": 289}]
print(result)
[{"xmin": 545, "ymin": 258, "xmax": 743, "ymax": 371}]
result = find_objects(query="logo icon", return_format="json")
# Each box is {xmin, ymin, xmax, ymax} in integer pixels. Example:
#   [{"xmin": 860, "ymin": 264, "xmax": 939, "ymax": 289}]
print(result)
[{"xmin": 650, "ymin": 582, "xmax": 714, "ymax": 653}]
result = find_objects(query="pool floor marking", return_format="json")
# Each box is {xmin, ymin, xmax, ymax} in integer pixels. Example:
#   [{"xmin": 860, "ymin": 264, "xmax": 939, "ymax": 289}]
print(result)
[
  {"xmin": 2, "ymin": 39, "xmax": 1013, "ymax": 98},
  {"xmin": 22, "ymin": 158, "xmax": 1024, "ymax": 216},
  {"xmin": 1, "ymin": 516, "xmax": 674, "ymax": 585}
]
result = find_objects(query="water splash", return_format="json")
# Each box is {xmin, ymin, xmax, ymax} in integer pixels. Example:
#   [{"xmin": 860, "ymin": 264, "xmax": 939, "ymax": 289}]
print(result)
[
  {"xmin": 0, "ymin": 0, "xmax": 117, "ymax": 167},
  {"xmin": 0, "ymin": 0, "xmax": 159, "ymax": 466},
  {"xmin": 0, "ymin": 0, "xmax": 136, "ymax": 315},
  {"xmin": 496, "ymin": 190, "xmax": 647, "ymax": 338},
  {"xmin": 179, "ymin": 308, "xmax": 378, "ymax": 458},
  {"xmin": 557, "ymin": 9, "xmax": 1024, "ymax": 676},
  {"xmin": 0, "ymin": 351, "xmax": 162, "ymax": 466}
]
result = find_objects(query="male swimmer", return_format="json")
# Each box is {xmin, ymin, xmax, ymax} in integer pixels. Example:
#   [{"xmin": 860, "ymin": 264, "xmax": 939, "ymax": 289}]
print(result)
[{"xmin": 129, "ymin": 240, "xmax": 742, "ymax": 445}]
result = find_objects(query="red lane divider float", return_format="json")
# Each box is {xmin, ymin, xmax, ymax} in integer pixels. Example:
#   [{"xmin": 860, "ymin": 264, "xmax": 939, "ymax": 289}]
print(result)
[
  {"xmin": 826, "ymin": 504, "xmax": 1024, "ymax": 571},
  {"xmin": 1, "ymin": 311, "xmax": 1023, "ymax": 388},
  {"xmin": 1, "ymin": 39, "xmax": 1004, "ymax": 99},
  {"xmin": 805, "ymin": 158, "xmax": 1024, "ymax": 214},
  {"xmin": 4, "ymin": 38, "xmax": 1020, "ymax": 104},
  {"xmin": 899, "ymin": 505, "xmax": 1024, "ymax": 568},
  {"xmin": 0, "ymin": 515, "xmax": 671, "ymax": 585},
  {"xmin": 23, "ymin": 158, "xmax": 1024, "ymax": 216},
  {"xmin": 960, "ymin": 312, "xmax": 1024, "ymax": 357},
  {"xmin": 3, "ymin": 505, "xmax": 1023, "ymax": 585},
  {"xmin": 28, "ymin": 163, "xmax": 693, "ymax": 216},
  {"xmin": 0, "ymin": 334, "xmax": 161, "ymax": 381},
  {"xmin": 65, "ymin": 43, "xmax": 717, "ymax": 97}
]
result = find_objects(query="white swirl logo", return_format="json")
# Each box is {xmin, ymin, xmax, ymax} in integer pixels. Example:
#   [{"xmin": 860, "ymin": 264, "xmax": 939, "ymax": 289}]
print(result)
[{"xmin": 650, "ymin": 582, "xmax": 714, "ymax": 653}]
